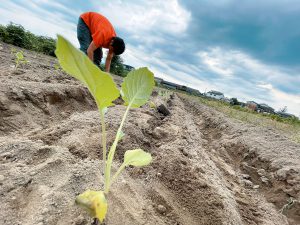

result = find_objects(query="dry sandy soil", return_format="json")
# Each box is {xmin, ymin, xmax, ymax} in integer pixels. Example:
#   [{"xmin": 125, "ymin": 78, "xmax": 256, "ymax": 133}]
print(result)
[{"xmin": 0, "ymin": 42, "xmax": 299, "ymax": 225}]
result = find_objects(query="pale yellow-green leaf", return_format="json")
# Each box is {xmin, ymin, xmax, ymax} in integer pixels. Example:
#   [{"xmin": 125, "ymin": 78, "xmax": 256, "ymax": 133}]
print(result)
[
  {"xmin": 123, "ymin": 149, "xmax": 152, "ymax": 167},
  {"xmin": 149, "ymin": 101, "xmax": 156, "ymax": 109},
  {"xmin": 16, "ymin": 52, "xmax": 24, "ymax": 60},
  {"xmin": 121, "ymin": 67, "xmax": 155, "ymax": 108},
  {"xmin": 75, "ymin": 190, "xmax": 107, "ymax": 222},
  {"xmin": 55, "ymin": 35, "xmax": 119, "ymax": 109}
]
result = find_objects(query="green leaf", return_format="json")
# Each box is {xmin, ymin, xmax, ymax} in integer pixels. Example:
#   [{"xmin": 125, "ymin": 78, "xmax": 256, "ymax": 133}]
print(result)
[
  {"xmin": 110, "ymin": 149, "xmax": 152, "ymax": 184},
  {"xmin": 123, "ymin": 149, "xmax": 152, "ymax": 167},
  {"xmin": 149, "ymin": 101, "xmax": 156, "ymax": 109},
  {"xmin": 16, "ymin": 52, "xmax": 24, "ymax": 60},
  {"xmin": 75, "ymin": 190, "xmax": 107, "ymax": 222},
  {"xmin": 55, "ymin": 35, "xmax": 119, "ymax": 109},
  {"xmin": 121, "ymin": 67, "xmax": 155, "ymax": 108}
]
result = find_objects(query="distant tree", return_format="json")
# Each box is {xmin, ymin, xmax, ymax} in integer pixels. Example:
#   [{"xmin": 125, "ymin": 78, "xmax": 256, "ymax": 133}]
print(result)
[
  {"xmin": 37, "ymin": 36, "xmax": 56, "ymax": 56},
  {"xmin": 279, "ymin": 106, "xmax": 287, "ymax": 113},
  {"xmin": 5, "ymin": 22, "xmax": 26, "ymax": 47},
  {"xmin": 110, "ymin": 55, "xmax": 126, "ymax": 77},
  {"xmin": 0, "ymin": 24, "xmax": 8, "ymax": 41},
  {"xmin": 24, "ymin": 31, "xmax": 37, "ymax": 50},
  {"xmin": 230, "ymin": 98, "xmax": 239, "ymax": 105},
  {"xmin": 0, "ymin": 22, "xmax": 56, "ymax": 56}
]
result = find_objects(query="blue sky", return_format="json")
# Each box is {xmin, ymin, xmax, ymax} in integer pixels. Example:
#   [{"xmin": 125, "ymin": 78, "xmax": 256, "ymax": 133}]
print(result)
[{"xmin": 1, "ymin": 0, "xmax": 300, "ymax": 116}]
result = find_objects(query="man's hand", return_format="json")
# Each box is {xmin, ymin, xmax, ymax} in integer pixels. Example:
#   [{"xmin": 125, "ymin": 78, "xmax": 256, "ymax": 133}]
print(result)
[
  {"xmin": 87, "ymin": 41, "xmax": 97, "ymax": 62},
  {"xmin": 105, "ymin": 49, "xmax": 114, "ymax": 73}
]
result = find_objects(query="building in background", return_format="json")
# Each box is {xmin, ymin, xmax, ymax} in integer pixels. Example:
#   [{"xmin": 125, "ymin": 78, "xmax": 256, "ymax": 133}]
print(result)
[
  {"xmin": 205, "ymin": 90, "xmax": 225, "ymax": 100},
  {"xmin": 257, "ymin": 103, "xmax": 275, "ymax": 114},
  {"xmin": 246, "ymin": 101, "xmax": 258, "ymax": 111}
]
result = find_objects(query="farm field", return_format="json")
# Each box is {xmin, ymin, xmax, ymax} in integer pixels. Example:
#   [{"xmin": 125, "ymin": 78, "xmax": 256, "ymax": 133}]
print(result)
[{"xmin": 0, "ymin": 42, "xmax": 300, "ymax": 225}]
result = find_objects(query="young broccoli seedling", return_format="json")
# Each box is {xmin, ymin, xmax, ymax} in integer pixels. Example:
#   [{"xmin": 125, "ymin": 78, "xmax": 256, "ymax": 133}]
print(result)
[
  {"xmin": 55, "ymin": 35, "xmax": 154, "ymax": 223},
  {"xmin": 14, "ymin": 51, "xmax": 28, "ymax": 69},
  {"xmin": 149, "ymin": 101, "xmax": 157, "ymax": 109},
  {"xmin": 10, "ymin": 47, "xmax": 17, "ymax": 54},
  {"xmin": 53, "ymin": 62, "xmax": 61, "ymax": 71}
]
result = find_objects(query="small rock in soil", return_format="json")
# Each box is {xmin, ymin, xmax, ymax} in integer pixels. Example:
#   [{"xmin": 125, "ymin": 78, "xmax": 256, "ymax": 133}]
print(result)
[
  {"xmin": 242, "ymin": 179, "xmax": 253, "ymax": 188},
  {"xmin": 157, "ymin": 204, "xmax": 167, "ymax": 214},
  {"xmin": 261, "ymin": 176, "xmax": 269, "ymax": 184},
  {"xmin": 241, "ymin": 174, "xmax": 250, "ymax": 180},
  {"xmin": 257, "ymin": 169, "xmax": 266, "ymax": 177},
  {"xmin": 73, "ymin": 215, "xmax": 86, "ymax": 225},
  {"xmin": 153, "ymin": 127, "xmax": 168, "ymax": 139},
  {"xmin": 0, "ymin": 175, "xmax": 5, "ymax": 183},
  {"xmin": 2, "ymin": 152, "xmax": 12, "ymax": 158}
]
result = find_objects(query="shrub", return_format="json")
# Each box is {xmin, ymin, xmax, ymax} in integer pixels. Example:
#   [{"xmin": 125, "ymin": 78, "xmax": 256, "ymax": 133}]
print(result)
[
  {"xmin": 5, "ymin": 23, "xmax": 27, "ymax": 47},
  {"xmin": 0, "ymin": 22, "xmax": 56, "ymax": 56}
]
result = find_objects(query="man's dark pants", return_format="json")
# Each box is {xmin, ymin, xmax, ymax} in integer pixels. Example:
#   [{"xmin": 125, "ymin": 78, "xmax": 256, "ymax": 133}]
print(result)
[{"xmin": 77, "ymin": 17, "xmax": 103, "ymax": 66}]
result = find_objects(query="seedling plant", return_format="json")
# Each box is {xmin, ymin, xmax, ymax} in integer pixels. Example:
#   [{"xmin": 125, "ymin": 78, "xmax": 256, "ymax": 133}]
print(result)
[
  {"xmin": 14, "ymin": 50, "xmax": 28, "ymax": 69},
  {"xmin": 55, "ymin": 35, "xmax": 154, "ymax": 223}
]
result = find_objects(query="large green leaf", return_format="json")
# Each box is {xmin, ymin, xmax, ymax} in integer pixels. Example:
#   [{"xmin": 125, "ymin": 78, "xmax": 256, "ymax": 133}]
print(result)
[
  {"xmin": 121, "ymin": 67, "xmax": 155, "ymax": 108},
  {"xmin": 123, "ymin": 149, "xmax": 152, "ymax": 167},
  {"xmin": 55, "ymin": 35, "xmax": 119, "ymax": 109},
  {"xmin": 75, "ymin": 190, "xmax": 107, "ymax": 222}
]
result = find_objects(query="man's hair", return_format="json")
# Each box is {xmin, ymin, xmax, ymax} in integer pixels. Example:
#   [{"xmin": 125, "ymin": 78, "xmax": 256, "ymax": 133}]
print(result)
[{"xmin": 112, "ymin": 37, "xmax": 125, "ymax": 55}]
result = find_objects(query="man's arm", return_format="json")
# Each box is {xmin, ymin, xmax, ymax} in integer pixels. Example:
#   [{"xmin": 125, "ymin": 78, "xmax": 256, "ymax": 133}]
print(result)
[
  {"xmin": 105, "ymin": 49, "xmax": 114, "ymax": 72},
  {"xmin": 87, "ymin": 41, "xmax": 97, "ymax": 62}
]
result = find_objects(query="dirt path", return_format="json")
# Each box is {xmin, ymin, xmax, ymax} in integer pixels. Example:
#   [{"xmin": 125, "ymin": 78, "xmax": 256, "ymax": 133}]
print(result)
[
  {"xmin": 1, "ymin": 42, "xmax": 299, "ymax": 225},
  {"xmin": 181, "ymin": 96, "xmax": 300, "ymax": 225}
]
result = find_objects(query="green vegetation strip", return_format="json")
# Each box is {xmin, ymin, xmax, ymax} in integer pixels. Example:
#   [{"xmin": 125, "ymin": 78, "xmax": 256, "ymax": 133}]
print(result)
[{"xmin": 181, "ymin": 93, "xmax": 300, "ymax": 143}]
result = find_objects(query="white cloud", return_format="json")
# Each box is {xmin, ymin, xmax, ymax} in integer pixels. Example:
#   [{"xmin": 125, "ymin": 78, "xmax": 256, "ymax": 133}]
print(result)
[
  {"xmin": 197, "ymin": 47, "xmax": 287, "ymax": 79},
  {"xmin": 99, "ymin": 0, "xmax": 191, "ymax": 38},
  {"xmin": 122, "ymin": 43, "xmax": 215, "ymax": 92},
  {"xmin": 199, "ymin": 50, "xmax": 234, "ymax": 77},
  {"xmin": 196, "ymin": 47, "xmax": 300, "ymax": 115},
  {"xmin": 257, "ymin": 83, "xmax": 300, "ymax": 115}
]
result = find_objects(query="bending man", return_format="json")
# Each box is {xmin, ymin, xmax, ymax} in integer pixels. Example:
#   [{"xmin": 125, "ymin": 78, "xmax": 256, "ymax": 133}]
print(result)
[{"xmin": 77, "ymin": 12, "xmax": 125, "ymax": 72}]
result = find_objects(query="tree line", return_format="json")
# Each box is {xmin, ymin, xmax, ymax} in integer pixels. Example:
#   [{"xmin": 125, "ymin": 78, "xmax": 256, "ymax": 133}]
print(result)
[{"xmin": 0, "ymin": 22, "xmax": 56, "ymax": 56}]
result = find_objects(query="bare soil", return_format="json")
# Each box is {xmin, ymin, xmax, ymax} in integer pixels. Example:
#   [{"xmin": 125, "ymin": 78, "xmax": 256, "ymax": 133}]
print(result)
[{"xmin": 0, "ymin": 42, "xmax": 299, "ymax": 225}]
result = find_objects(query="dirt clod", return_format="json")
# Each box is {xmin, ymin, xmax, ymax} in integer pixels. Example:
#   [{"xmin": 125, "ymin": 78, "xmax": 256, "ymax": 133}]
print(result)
[
  {"xmin": 157, "ymin": 103, "xmax": 170, "ymax": 116},
  {"xmin": 157, "ymin": 204, "xmax": 167, "ymax": 214}
]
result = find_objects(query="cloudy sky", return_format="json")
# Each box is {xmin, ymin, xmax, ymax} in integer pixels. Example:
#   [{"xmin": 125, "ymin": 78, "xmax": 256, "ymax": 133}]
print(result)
[{"xmin": 1, "ymin": 0, "xmax": 300, "ymax": 116}]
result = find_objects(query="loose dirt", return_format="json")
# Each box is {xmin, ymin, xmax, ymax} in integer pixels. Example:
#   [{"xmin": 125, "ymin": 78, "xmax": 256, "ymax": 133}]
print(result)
[{"xmin": 0, "ymin": 42, "xmax": 299, "ymax": 225}]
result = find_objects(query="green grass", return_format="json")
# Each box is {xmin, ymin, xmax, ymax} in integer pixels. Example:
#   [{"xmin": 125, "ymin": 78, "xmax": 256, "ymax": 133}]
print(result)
[{"xmin": 180, "ymin": 93, "xmax": 300, "ymax": 143}]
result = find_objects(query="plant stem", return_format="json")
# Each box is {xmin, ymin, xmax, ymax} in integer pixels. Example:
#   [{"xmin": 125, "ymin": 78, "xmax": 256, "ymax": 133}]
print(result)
[
  {"xmin": 99, "ymin": 110, "xmax": 107, "ymax": 176},
  {"xmin": 110, "ymin": 163, "xmax": 126, "ymax": 185},
  {"xmin": 104, "ymin": 104, "xmax": 131, "ymax": 193}
]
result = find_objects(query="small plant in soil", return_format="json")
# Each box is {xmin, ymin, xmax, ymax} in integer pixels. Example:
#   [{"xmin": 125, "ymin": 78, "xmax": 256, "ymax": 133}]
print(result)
[
  {"xmin": 279, "ymin": 197, "xmax": 298, "ymax": 214},
  {"xmin": 55, "ymin": 35, "xmax": 154, "ymax": 224},
  {"xmin": 53, "ymin": 62, "xmax": 62, "ymax": 71},
  {"xmin": 10, "ymin": 47, "xmax": 17, "ymax": 54},
  {"xmin": 149, "ymin": 101, "xmax": 157, "ymax": 109},
  {"xmin": 14, "ymin": 50, "xmax": 28, "ymax": 69}
]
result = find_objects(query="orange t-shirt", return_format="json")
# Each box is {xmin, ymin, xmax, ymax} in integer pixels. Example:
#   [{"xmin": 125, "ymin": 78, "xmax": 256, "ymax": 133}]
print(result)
[{"xmin": 80, "ymin": 12, "xmax": 116, "ymax": 48}]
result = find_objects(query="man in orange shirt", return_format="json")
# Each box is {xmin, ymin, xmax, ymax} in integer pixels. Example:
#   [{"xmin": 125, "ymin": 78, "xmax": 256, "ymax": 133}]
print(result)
[{"xmin": 77, "ymin": 12, "xmax": 125, "ymax": 72}]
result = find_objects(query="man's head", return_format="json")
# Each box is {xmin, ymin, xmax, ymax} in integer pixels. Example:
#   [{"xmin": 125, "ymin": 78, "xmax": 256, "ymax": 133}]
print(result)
[{"xmin": 111, "ymin": 37, "xmax": 125, "ymax": 55}]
